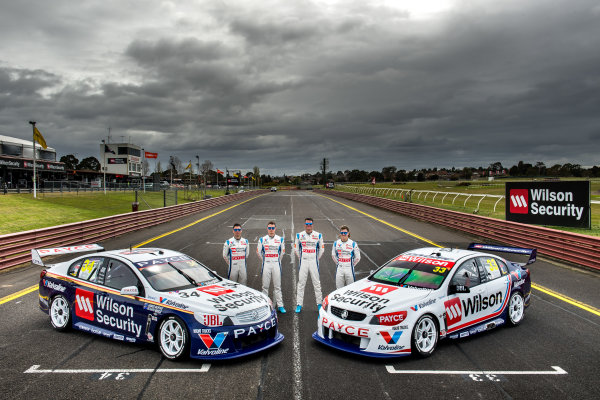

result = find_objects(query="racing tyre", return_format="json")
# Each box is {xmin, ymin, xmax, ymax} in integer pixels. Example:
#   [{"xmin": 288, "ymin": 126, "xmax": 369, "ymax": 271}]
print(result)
[
  {"xmin": 411, "ymin": 314, "xmax": 438, "ymax": 357},
  {"xmin": 507, "ymin": 291, "xmax": 525, "ymax": 326},
  {"xmin": 49, "ymin": 295, "xmax": 72, "ymax": 331},
  {"xmin": 158, "ymin": 316, "xmax": 190, "ymax": 361}
]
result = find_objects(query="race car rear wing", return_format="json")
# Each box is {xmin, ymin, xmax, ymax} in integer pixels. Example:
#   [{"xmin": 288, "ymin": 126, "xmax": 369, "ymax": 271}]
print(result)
[
  {"xmin": 31, "ymin": 244, "xmax": 105, "ymax": 267},
  {"xmin": 467, "ymin": 243, "xmax": 536, "ymax": 266}
]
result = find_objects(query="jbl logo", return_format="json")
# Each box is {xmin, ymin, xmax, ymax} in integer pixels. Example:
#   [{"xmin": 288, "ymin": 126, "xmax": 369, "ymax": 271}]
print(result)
[
  {"xmin": 509, "ymin": 189, "xmax": 528, "ymax": 214},
  {"xmin": 203, "ymin": 314, "xmax": 224, "ymax": 327}
]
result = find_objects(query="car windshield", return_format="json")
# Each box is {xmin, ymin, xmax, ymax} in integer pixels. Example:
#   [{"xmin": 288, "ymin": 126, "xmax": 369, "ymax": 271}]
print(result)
[
  {"xmin": 369, "ymin": 255, "xmax": 455, "ymax": 290},
  {"xmin": 138, "ymin": 258, "xmax": 220, "ymax": 291}
]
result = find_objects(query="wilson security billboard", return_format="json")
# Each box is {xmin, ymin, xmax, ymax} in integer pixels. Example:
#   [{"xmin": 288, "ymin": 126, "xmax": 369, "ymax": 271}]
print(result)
[{"xmin": 505, "ymin": 181, "xmax": 590, "ymax": 228}]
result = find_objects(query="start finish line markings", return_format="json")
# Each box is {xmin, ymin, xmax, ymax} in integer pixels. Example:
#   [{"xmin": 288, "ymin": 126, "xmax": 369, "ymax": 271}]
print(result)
[
  {"xmin": 24, "ymin": 364, "xmax": 211, "ymax": 374},
  {"xmin": 386, "ymin": 365, "xmax": 567, "ymax": 379}
]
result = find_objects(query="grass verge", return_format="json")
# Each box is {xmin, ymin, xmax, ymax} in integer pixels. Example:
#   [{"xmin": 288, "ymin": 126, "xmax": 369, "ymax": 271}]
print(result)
[{"xmin": 0, "ymin": 189, "xmax": 227, "ymax": 235}]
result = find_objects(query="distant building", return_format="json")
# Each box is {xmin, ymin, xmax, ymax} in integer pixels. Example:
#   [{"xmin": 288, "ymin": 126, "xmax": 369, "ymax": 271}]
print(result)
[
  {"xmin": 100, "ymin": 142, "xmax": 143, "ymax": 179},
  {"xmin": 0, "ymin": 135, "xmax": 65, "ymax": 188}
]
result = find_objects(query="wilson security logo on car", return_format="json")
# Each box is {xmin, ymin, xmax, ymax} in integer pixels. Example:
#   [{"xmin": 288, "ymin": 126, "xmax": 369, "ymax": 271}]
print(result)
[
  {"xmin": 197, "ymin": 285, "xmax": 235, "ymax": 296},
  {"xmin": 75, "ymin": 288, "xmax": 95, "ymax": 321},
  {"xmin": 394, "ymin": 255, "xmax": 456, "ymax": 268},
  {"xmin": 361, "ymin": 284, "xmax": 398, "ymax": 296},
  {"xmin": 509, "ymin": 189, "xmax": 529, "ymax": 214},
  {"xmin": 444, "ymin": 298, "xmax": 462, "ymax": 326}
]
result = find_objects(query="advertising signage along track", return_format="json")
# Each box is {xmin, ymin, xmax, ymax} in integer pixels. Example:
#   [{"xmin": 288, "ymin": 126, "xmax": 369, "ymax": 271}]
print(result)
[{"xmin": 505, "ymin": 181, "xmax": 590, "ymax": 228}]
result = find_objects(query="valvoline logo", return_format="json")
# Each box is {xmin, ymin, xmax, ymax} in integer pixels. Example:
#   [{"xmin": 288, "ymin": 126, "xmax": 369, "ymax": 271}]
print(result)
[
  {"xmin": 380, "ymin": 331, "xmax": 403, "ymax": 344},
  {"xmin": 510, "ymin": 189, "xmax": 529, "ymax": 214},
  {"xmin": 75, "ymin": 288, "xmax": 94, "ymax": 321},
  {"xmin": 199, "ymin": 332, "xmax": 228, "ymax": 349}
]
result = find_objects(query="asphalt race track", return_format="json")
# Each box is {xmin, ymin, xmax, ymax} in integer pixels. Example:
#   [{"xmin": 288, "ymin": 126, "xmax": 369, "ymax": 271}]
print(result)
[{"xmin": 1, "ymin": 191, "xmax": 598, "ymax": 399}]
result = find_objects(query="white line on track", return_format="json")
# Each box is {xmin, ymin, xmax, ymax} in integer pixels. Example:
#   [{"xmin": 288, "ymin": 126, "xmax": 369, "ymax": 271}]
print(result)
[
  {"xmin": 359, "ymin": 248, "xmax": 380, "ymax": 268},
  {"xmin": 24, "ymin": 364, "xmax": 211, "ymax": 374},
  {"xmin": 385, "ymin": 365, "xmax": 567, "ymax": 375},
  {"xmin": 201, "ymin": 241, "xmax": 381, "ymax": 246},
  {"xmin": 290, "ymin": 196, "xmax": 302, "ymax": 400}
]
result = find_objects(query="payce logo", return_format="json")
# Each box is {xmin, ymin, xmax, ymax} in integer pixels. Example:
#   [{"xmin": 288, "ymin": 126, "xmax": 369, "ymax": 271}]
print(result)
[{"xmin": 509, "ymin": 189, "xmax": 528, "ymax": 214}]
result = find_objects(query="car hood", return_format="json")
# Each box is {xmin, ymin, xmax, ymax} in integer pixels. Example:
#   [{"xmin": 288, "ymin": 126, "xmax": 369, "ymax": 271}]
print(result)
[
  {"xmin": 153, "ymin": 280, "xmax": 271, "ymax": 316},
  {"xmin": 326, "ymin": 279, "xmax": 434, "ymax": 316}
]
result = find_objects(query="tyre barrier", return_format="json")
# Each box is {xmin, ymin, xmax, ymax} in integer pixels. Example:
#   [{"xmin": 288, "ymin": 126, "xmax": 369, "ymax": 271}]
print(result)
[
  {"xmin": 0, "ymin": 190, "xmax": 267, "ymax": 270},
  {"xmin": 315, "ymin": 189, "xmax": 599, "ymax": 271}
]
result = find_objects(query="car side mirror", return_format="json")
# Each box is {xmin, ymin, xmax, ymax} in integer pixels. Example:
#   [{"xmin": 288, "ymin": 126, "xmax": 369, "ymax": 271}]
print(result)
[
  {"xmin": 120, "ymin": 286, "xmax": 139, "ymax": 296},
  {"xmin": 448, "ymin": 284, "xmax": 470, "ymax": 294}
]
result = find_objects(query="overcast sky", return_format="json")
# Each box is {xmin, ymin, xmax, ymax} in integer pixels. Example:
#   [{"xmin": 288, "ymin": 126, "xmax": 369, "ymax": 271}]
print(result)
[{"xmin": 1, "ymin": 0, "xmax": 599, "ymax": 176}]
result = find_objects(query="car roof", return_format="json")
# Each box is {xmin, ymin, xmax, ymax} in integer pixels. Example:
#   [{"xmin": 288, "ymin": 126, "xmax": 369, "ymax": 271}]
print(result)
[
  {"xmin": 401, "ymin": 247, "xmax": 484, "ymax": 263},
  {"xmin": 98, "ymin": 248, "xmax": 185, "ymax": 263}
]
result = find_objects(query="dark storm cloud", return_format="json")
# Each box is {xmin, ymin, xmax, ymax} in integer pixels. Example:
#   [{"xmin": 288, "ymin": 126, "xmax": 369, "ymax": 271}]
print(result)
[
  {"xmin": 0, "ymin": 68, "xmax": 61, "ymax": 97},
  {"xmin": 0, "ymin": 0, "xmax": 599, "ymax": 174}
]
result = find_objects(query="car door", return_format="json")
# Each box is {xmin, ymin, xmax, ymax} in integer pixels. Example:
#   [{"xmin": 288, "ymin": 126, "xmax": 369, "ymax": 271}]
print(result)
[
  {"xmin": 67, "ymin": 255, "xmax": 106, "ymax": 330},
  {"xmin": 476, "ymin": 256, "xmax": 511, "ymax": 320},
  {"xmin": 444, "ymin": 257, "xmax": 485, "ymax": 335},
  {"xmin": 92, "ymin": 258, "xmax": 148, "ymax": 341}
]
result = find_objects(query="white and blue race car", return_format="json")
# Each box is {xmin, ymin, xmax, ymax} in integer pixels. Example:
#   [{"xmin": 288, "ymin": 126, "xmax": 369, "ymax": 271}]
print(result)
[
  {"xmin": 313, "ymin": 243, "xmax": 534, "ymax": 358},
  {"xmin": 36, "ymin": 245, "xmax": 283, "ymax": 360}
]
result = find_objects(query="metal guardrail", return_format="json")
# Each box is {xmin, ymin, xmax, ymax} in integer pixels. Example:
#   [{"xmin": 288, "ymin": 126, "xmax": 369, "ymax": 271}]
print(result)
[
  {"xmin": 0, "ymin": 190, "xmax": 267, "ymax": 270},
  {"xmin": 316, "ymin": 189, "xmax": 600, "ymax": 271}
]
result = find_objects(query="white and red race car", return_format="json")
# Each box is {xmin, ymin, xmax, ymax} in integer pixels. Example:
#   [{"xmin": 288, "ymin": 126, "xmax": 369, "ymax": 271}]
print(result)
[{"xmin": 313, "ymin": 243, "xmax": 534, "ymax": 358}]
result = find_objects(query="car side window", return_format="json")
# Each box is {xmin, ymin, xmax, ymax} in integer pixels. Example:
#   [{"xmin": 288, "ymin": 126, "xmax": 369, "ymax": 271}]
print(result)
[
  {"xmin": 450, "ymin": 259, "xmax": 481, "ymax": 288},
  {"xmin": 104, "ymin": 259, "xmax": 139, "ymax": 290},
  {"xmin": 68, "ymin": 257, "xmax": 104, "ymax": 282},
  {"xmin": 479, "ymin": 257, "xmax": 503, "ymax": 280},
  {"xmin": 496, "ymin": 258, "xmax": 509, "ymax": 275}
]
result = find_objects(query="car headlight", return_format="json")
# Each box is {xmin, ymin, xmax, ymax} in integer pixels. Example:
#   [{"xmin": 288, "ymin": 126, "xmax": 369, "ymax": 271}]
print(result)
[{"xmin": 322, "ymin": 296, "xmax": 329, "ymax": 312}]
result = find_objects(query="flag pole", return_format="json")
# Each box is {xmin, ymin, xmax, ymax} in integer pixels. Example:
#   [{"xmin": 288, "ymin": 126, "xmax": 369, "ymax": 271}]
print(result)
[{"xmin": 29, "ymin": 121, "xmax": 37, "ymax": 199}]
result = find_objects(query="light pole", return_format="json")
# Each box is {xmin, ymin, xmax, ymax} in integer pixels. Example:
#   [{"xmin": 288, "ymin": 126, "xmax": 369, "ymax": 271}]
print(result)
[
  {"xmin": 101, "ymin": 139, "xmax": 107, "ymax": 195},
  {"xmin": 142, "ymin": 148, "xmax": 146, "ymax": 193},
  {"xmin": 225, "ymin": 168, "xmax": 230, "ymax": 195},
  {"xmin": 29, "ymin": 121, "xmax": 37, "ymax": 198},
  {"xmin": 196, "ymin": 155, "xmax": 200, "ymax": 199}
]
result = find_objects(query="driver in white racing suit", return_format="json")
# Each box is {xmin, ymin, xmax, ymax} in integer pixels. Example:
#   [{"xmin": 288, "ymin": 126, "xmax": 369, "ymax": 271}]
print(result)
[
  {"xmin": 222, "ymin": 223, "xmax": 249, "ymax": 285},
  {"xmin": 331, "ymin": 225, "xmax": 361, "ymax": 289},
  {"xmin": 294, "ymin": 217, "xmax": 324, "ymax": 313},
  {"xmin": 257, "ymin": 221, "xmax": 286, "ymax": 313}
]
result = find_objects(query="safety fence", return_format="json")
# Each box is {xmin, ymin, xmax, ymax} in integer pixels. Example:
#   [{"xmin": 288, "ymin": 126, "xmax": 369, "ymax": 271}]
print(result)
[
  {"xmin": 338, "ymin": 185, "xmax": 506, "ymax": 213},
  {"xmin": 315, "ymin": 189, "xmax": 600, "ymax": 271},
  {"xmin": 0, "ymin": 190, "xmax": 267, "ymax": 270}
]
